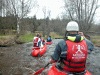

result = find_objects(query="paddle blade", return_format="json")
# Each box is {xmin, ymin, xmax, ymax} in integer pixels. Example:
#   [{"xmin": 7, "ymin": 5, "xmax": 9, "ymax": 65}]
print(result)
[{"xmin": 33, "ymin": 68, "xmax": 44, "ymax": 75}]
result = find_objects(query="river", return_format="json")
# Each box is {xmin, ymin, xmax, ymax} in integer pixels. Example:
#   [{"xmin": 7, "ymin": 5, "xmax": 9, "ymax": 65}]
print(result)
[{"xmin": 0, "ymin": 39, "xmax": 100, "ymax": 75}]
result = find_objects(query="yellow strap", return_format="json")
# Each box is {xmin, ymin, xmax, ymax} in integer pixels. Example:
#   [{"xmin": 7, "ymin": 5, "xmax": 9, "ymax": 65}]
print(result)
[
  {"xmin": 80, "ymin": 36, "xmax": 84, "ymax": 41},
  {"xmin": 67, "ymin": 36, "xmax": 83, "ymax": 42},
  {"xmin": 67, "ymin": 36, "xmax": 76, "ymax": 42}
]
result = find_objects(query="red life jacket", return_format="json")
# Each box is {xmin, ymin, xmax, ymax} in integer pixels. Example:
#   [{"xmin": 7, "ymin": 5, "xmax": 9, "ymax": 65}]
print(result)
[
  {"xmin": 33, "ymin": 37, "xmax": 39, "ymax": 47},
  {"xmin": 63, "ymin": 40, "xmax": 88, "ymax": 72}
]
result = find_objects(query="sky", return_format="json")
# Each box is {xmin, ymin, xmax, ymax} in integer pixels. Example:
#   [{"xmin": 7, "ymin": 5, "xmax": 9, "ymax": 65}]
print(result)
[
  {"xmin": 27, "ymin": 0, "xmax": 65, "ymax": 19},
  {"xmin": 27, "ymin": 0, "xmax": 100, "ymax": 24},
  {"xmin": 94, "ymin": 1, "xmax": 100, "ymax": 24}
]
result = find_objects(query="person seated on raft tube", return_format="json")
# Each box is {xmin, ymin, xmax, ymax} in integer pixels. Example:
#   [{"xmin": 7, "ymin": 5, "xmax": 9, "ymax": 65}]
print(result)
[
  {"xmin": 33, "ymin": 33, "xmax": 41, "ymax": 48},
  {"xmin": 47, "ymin": 36, "xmax": 52, "ymax": 42},
  {"xmin": 49, "ymin": 21, "xmax": 94, "ymax": 74},
  {"xmin": 39, "ymin": 34, "xmax": 45, "ymax": 47}
]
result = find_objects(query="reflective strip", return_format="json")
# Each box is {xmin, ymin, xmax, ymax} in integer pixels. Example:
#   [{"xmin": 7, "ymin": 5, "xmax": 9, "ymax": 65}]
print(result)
[
  {"xmin": 67, "ymin": 36, "xmax": 84, "ymax": 42},
  {"xmin": 80, "ymin": 36, "xmax": 84, "ymax": 41},
  {"xmin": 67, "ymin": 36, "xmax": 76, "ymax": 41}
]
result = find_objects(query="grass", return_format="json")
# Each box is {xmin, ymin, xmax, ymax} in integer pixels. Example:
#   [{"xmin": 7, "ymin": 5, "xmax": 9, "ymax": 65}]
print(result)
[
  {"xmin": 91, "ymin": 36, "xmax": 100, "ymax": 46},
  {"xmin": 0, "ymin": 31, "xmax": 100, "ymax": 47},
  {"xmin": 17, "ymin": 31, "xmax": 64, "ymax": 43},
  {"xmin": 18, "ymin": 33, "xmax": 100, "ymax": 47},
  {"xmin": 49, "ymin": 32, "xmax": 64, "ymax": 39},
  {"xmin": 0, "ymin": 35, "xmax": 9, "ymax": 36},
  {"xmin": 0, "ymin": 35, "xmax": 15, "ymax": 41},
  {"xmin": 18, "ymin": 34, "xmax": 34, "ymax": 42}
]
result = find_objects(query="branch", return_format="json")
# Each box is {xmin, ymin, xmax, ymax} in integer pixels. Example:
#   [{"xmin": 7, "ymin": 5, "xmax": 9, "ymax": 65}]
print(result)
[{"xmin": 87, "ymin": 0, "xmax": 95, "ymax": 23}]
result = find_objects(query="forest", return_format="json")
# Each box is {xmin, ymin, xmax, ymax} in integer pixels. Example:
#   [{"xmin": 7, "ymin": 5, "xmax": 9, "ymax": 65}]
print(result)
[{"xmin": 0, "ymin": 0, "xmax": 100, "ymax": 37}]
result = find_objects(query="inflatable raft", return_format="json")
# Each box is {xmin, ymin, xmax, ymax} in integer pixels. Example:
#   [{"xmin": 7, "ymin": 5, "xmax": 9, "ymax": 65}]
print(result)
[
  {"xmin": 48, "ymin": 64, "xmax": 91, "ymax": 75},
  {"xmin": 31, "ymin": 45, "xmax": 47, "ymax": 57},
  {"xmin": 46, "ymin": 41, "xmax": 53, "ymax": 45}
]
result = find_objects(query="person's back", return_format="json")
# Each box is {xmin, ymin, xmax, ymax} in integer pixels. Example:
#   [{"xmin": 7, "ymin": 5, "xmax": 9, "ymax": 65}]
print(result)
[
  {"xmin": 47, "ymin": 36, "xmax": 52, "ymax": 42},
  {"xmin": 39, "ymin": 35, "xmax": 45, "ymax": 47},
  {"xmin": 33, "ymin": 33, "xmax": 41, "ymax": 48},
  {"xmin": 49, "ymin": 21, "xmax": 94, "ymax": 74},
  {"xmin": 60, "ymin": 35, "xmax": 87, "ymax": 72},
  {"xmin": 33, "ymin": 37, "xmax": 39, "ymax": 47}
]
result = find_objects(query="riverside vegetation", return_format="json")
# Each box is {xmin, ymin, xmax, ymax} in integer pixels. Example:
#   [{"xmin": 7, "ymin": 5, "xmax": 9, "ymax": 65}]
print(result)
[{"xmin": 0, "ymin": 31, "xmax": 100, "ymax": 47}]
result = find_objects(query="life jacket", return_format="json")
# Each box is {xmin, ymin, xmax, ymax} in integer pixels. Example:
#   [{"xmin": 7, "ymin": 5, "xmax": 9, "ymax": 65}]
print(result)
[
  {"xmin": 47, "ymin": 37, "xmax": 51, "ymax": 42},
  {"xmin": 33, "ymin": 37, "xmax": 41, "ymax": 47},
  {"xmin": 33, "ymin": 37, "xmax": 38, "ymax": 43},
  {"xmin": 62, "ymin": 36, "xmax": 88, "ymax": 72}
]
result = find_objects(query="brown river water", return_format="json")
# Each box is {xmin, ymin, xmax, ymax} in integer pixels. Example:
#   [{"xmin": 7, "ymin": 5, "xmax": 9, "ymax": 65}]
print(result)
[{"xmin": 0, "ymin": 39, "xmax": 100, "ymax": 75}]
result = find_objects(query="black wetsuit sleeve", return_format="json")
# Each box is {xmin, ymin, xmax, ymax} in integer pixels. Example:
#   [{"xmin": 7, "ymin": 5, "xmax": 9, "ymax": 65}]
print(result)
[
  {"xmin": 51, "ymin": 43, "xmax": 61, "ymax": 62},
  {"xmin": 51, "ymin": 39, "xmax": 67, "ymax": 61},
  {"xmin": 85, "ymin": 39, "xmax": 94, "ymax": 53}
]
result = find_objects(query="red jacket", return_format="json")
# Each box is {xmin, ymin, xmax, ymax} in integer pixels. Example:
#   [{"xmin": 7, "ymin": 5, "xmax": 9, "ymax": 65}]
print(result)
[
  {"xmin": 33, "ymin": 37, "xmax": 39, "ymax": 47},
  {"xmin": 63, "ymin": 40, "xmax": 88, "ymax": 72}
]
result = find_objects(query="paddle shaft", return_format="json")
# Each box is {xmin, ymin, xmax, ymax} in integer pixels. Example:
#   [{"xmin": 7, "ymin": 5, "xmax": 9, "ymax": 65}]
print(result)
[
  {"xmin": 44, "ymin": 62, "xmax": 49, "ymax": 68},
  {"xmin": 38, "ymin": 41, "xmax": 43, "ymax": 57},
  {"xmin": 38, "ymin": 47, "xmax": 41, "ymax": 57},
  {"xmin": 33, "ymin": 62, "xmax": 50, "ymax": 75}
]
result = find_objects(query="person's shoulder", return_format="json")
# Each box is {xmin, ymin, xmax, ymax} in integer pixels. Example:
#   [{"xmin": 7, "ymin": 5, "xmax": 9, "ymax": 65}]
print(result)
[
  {"xmin": 58, "ymin": 39, "xmax": 66, "ymax": 44},
  {"xmin": 84, "ymin": 38, "xmax": 91, "ymax": 42},
  {"xmin": 33, "ymin": 37, "xmax": 37, "ymax": 39},
  {"xmin": 84, "ymin": 38, "xmax": 94, "ymax": 45}
]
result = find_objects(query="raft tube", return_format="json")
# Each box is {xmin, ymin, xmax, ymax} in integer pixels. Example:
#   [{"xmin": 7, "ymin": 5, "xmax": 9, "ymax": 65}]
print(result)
[
  {"xmin": 48, "ymin": 64, "xmax": 91, "ymax": 75},
  {"xmin": 46, "ymin": 41, "xmax": 53, "ymax": 45},
  {"xmin": 31, "ymin": 45, "xmax": 47, "ymax": 57}
]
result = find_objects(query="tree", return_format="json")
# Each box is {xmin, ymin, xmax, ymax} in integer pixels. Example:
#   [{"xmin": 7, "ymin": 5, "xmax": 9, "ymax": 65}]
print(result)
[
  {"xmin": 46, "ymin": 10, "xmax": 51, "ymax": 37},
  {"xmin": 32, "ymin": 15, "xmax": 39, "ymax": 32},
  {"xmin": 63, "ymin": 0, "xmax": 100, "ymax": 33},
  {"xmin": 0, "ymin": 0, "xmax": 2, "ymax": 16},
  {"xmin": 42, "ymin": 6, "xmax": 46, "ymax": 37},
  {"xmin": 5, "ymin": 0, "xmax": 38, "ymax": 35}
]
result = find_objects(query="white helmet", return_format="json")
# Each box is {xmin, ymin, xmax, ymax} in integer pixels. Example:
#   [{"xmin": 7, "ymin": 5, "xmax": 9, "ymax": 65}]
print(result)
[{"xmin": 66, "ymin": 21, "xmax": 79, "ymax": 31}]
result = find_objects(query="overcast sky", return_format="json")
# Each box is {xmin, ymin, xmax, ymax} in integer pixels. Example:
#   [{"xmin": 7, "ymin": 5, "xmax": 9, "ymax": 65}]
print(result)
[
  {"xmin": 27, "ymin": 0, "xmax": 65, "ymax": 19},
  {"xmin": 27, "ymin": 0, "xmax": 100, "ymax": 24}
]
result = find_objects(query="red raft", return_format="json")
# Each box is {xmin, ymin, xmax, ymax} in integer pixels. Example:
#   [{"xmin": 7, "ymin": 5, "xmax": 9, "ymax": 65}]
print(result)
[
  {"xmin": 46, "ymin": 41, "xmax": 53, "ymax": 45},
  {"xmin": 31, "ymin": 45, "xmax": 47, "ymax": 57},
  {"xmin": 48, "ymin": 64, "xmax": 91, "ymax": 75}
]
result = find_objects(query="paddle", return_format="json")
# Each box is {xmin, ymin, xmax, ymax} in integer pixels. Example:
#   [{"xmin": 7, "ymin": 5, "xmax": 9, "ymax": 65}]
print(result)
[
  {"xmin": 38, "ymin": 47, "xmax": 41, "ymax": 57},
  {"xmin": 38, "ymin": 41, "xmax": 44, "ymax": 57},
  {"xmin": 32, "ymin": 62, "xmax": 50, "ymax": 75}
]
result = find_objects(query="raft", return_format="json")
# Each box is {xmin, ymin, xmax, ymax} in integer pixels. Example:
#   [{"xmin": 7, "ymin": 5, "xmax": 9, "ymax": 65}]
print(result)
[
  {"xmin": 48, "ymin": 64, "xmax": 91, "ymax": 75},
  {"xmin": 46, "ymin": 41, "xmax": 53, "ymax": 45},
  {"xmin": 31, "ymin": 45, "xmax": 47, "ymax": 57}
]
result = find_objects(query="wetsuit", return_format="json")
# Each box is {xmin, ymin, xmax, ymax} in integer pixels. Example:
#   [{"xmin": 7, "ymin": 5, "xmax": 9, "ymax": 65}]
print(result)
[{"xmin": 51, "ymin": 34, "xmax": 94, "ymax": 72}]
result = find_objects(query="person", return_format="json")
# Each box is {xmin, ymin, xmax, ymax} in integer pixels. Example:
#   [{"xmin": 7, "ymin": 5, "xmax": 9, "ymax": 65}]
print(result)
[
  {"xmin": 39, "ymin": 34, "xmax": 45, "ymax": 47},
  {"xmin": 49, "ymin": 21, "xmax": 94, "ymax": 74},
  {"xmin": 33, "ymin": 33, "xmax": 39, "ymax": 40},
  {"xmin": 47, "ymin": 36, "xmax": 52, "ymax": 42},
  {"xmin": 33, "ymin": 33, "xmax": 41, "ymax": 48}
]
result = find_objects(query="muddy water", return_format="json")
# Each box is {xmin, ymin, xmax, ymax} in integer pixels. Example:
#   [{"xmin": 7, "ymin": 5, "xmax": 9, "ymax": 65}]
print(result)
[{"xmin": 0, "ymin": 39, "xmax": 100, "ymax": 75}]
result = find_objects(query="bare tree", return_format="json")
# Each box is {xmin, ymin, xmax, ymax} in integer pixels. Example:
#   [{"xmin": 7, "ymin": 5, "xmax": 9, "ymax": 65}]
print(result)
[
  {"xmin": 0, "ymin": 0, "xmax": 6, "ymax": 17},
  {"xmin": 63, "ymin": 0, "xmax": 100, "ymax": 33},
  {"xmin": 5, "ymin": 0, "xmax": 38, "ymax": 36},
  {"xmin": 47, "ymin": 10, "xmax": 51, "ymax": 37},
  {"xmin": 42, "ymin": 6, "xmax": 46, "ymax": 37},
  {"xmin": 0, "ymin": 0, "xmax": 2, "ymax": 16}
]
